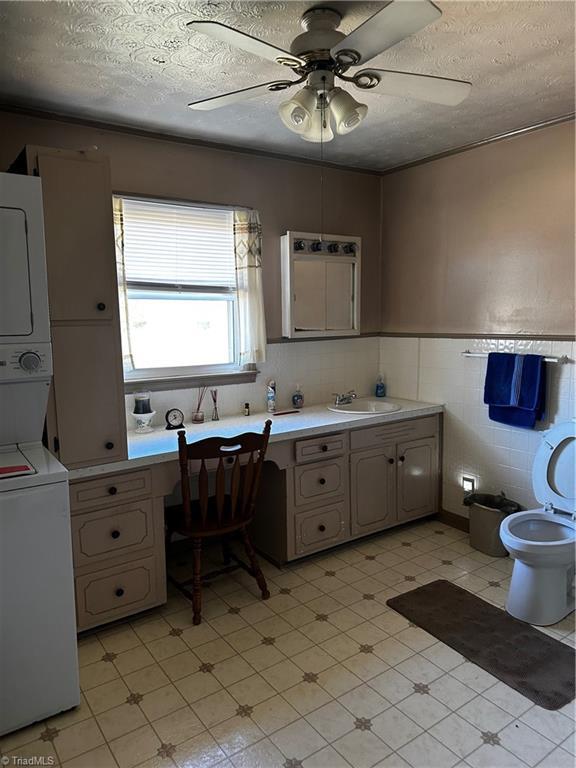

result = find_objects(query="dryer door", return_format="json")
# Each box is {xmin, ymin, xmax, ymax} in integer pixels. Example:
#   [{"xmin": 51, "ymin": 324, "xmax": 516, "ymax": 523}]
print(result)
[{"xmin": 0, "ymin": 206, "xmax": 32, "ymax": 337}]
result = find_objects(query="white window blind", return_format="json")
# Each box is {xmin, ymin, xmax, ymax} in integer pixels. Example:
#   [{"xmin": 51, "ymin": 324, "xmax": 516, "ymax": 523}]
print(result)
[{"xmin": 122, "ymin": 197, "xmax": 236, "ymax": 289}]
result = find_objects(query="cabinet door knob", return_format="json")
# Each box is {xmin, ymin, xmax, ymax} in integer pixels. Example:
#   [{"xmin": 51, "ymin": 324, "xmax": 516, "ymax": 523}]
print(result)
[
  {"xmin": 321, "ymin": 444, "xmax": 328, "ymax": 452},
  {"xmin": 318, "ymin": 477, "xmax": 326, "ymax": 485},
  {"xmin": 398, "ymin": 456, "xmax": 405, "ymax": 463},
  {"xmin": 111, "ymin": 530, "xmax": 121, "ymax": 540},
  {"xmin": 96, "ymin": 302, "xmax": 106, "ymax": 311},
  {"xmin": 108, "ymin": 486, "xmax": 117, "ymax": 495},
  {"xmin": 115, "ymin": 587, "xmax": 125, "ymax": 597},
  {"xmin": 105, "ymin": 441, "xmax": 115, "ymax": 450},
  {"xmin": 318, "ymin": 524, "xmax": 326, "ymax": 532},
  {"xmin": 388, "ymin": 458, "xmax": 395, "ymax": 465}
]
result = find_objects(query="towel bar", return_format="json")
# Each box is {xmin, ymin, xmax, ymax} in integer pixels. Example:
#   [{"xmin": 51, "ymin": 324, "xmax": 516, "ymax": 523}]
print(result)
[{"xmin": 461, "ymin": 350, "xmax": 570, "ymax": 364}]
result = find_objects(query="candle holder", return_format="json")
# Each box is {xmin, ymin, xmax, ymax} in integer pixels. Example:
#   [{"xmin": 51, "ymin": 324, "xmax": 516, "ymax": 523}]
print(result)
[{"xmin": 132, "ymin": 410, "xmax": 156, "ymax": 433}]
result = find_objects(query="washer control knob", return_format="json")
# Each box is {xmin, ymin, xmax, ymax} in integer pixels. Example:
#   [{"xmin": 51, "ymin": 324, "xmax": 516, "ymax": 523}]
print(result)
[{"xmin": 19, "ymin": 352, "xmax": 41, "ymax": 372}]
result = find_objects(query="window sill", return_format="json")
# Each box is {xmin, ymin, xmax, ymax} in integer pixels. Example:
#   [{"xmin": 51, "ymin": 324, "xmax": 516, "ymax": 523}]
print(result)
[{"xmin": 124, "ymin": 369, "xmax": 258, "ymax": 393}]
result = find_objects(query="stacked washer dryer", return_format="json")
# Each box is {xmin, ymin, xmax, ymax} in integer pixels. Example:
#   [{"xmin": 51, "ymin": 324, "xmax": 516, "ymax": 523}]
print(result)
[{"xmin": 0, "ymin": 171, "xmax": 79, "ymax": 736}]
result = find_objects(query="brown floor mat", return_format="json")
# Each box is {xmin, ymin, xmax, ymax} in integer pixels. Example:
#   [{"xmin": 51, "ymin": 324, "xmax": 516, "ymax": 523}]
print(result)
[{"xmin": 387, "ymin": 579, "xmax": 575, "ymax": 710}]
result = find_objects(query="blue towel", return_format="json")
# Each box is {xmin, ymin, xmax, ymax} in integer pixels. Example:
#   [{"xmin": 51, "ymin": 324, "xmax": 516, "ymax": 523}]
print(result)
[{"xmin": 483, "ymin": 353, "xmax": 546, "ymax": 428}]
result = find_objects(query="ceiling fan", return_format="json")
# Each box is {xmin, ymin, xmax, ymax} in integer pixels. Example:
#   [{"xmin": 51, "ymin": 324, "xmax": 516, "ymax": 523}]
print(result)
[{"xmin": 186, "ymin": 0, "xmax": 472, "ymax": 143}]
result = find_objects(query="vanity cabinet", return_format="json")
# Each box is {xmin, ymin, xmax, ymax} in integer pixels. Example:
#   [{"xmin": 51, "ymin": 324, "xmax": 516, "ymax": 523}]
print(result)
[
  {"xmin": 254, "ymin": 413, "xmax": 441, "ymax": 564},
  {"xmin": 16, "ymin": 145, "xmax": 127, "ymax": 469},
  {"xmin": 350, "ymin": 445, "xmax": 397, "ymax": 536},
  {"xmin": 350, "ymin": 415, "xmax": 439, "ymax": 535},
  {"xmin": 69, "ymin": 468, "xmax": 166, "ymax": 632},
  {"xmin": 397, "ymin": 436, "xmax": 438, "ymax": 522}
]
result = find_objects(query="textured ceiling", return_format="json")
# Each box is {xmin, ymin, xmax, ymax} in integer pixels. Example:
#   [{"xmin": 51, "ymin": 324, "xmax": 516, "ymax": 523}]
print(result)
[{"xmin": 0, "ymin": 1, "xmax": 574, "ymax": 171}]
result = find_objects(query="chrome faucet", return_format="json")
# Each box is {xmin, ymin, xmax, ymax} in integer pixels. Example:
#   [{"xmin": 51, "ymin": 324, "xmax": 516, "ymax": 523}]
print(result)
[{"xmin": 333, "ymin": 390, "xmax": 357, "ymax": 406}]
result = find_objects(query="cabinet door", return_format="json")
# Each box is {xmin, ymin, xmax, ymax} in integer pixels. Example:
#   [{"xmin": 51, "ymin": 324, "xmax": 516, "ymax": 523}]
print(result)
[
  {"xmin": 36, "ymin": 151, "xmax": 117, "ymax": 322},
  {"xmin": 51, "ymin": 324, "xmax": 127, "ymax": 468},
  {"xmin": 351, "ymin": 446, "xmax": 396, "ymax": 536},
  {"xmin": 293, "ymin": 260, "xmax": 325, "ymax": 330},
  {"xmin": 326, "ymin": 262, "xmax": 353, "ymax": 330},
  {"xmin": 396, "ymin": 437, "xmax": 438, "ymax": 522}
]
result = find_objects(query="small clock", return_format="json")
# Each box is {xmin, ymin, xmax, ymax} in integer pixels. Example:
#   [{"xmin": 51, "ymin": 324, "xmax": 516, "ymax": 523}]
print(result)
[{"xmin": 165, "ymin": 408, "xmax": 184, "ymax": 430}]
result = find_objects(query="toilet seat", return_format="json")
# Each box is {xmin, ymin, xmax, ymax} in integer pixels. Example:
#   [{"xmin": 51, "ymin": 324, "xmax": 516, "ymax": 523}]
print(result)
[
  {"xmin": 501, "ymin": 510, "xmax": 575, "ymax": 556},
  {"xmin": 531, "ymin": 420, "xmax": 576, "ymax": 516}
]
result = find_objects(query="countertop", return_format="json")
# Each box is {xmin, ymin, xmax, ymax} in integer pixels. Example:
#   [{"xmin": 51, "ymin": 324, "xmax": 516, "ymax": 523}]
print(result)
[{"xmin": 68, "ymin": 397, "xmax": 443, "ymax": 480}]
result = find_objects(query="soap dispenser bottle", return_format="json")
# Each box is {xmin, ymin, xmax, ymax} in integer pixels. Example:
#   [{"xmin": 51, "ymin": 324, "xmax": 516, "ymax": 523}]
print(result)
[
  {"xmin": 375, "ymin": 375, "xmax": 386, "ymax": 398},
  {"xmin": 292, "ymin": 385, "xmax": 304, "ymax": 409}
]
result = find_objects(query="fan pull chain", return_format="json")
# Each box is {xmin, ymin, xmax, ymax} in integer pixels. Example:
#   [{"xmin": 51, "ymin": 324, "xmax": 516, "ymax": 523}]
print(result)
[{"xmin": 319, "ymin": 75, "xmax": 326, "ymax": 242}]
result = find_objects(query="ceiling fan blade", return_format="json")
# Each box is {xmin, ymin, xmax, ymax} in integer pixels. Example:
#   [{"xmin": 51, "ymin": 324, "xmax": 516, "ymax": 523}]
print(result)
[
  {"xmin": 331, "ymin": 0, "xmax": 442, "ymax": 66},
  {"xmin": 188, "ymin": 80, "xmax": 296, "ymax": 111},
  {"xmin": 358, "ymin": 68, "xmax": 471, "ymax": 106},
  {"xmin": 187, "ymin": 20, "xmax": 305, "ymax": 68}
]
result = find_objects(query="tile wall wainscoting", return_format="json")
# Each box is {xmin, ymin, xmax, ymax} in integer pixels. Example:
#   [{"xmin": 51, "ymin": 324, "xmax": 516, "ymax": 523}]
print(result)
[
  {"xmin": 379, "ymin": 337, "xmax": 576, "ymax": 517},
  {"xmin": 124, "ymin": 338, "xmax": 382, "ymax": 427},
  {"xmin": 125, "ymin": 336, "xmax": 575, "ymax": 519}
]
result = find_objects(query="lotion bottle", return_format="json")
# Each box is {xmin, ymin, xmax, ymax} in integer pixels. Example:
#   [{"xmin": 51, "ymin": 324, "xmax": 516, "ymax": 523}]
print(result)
[{"xmin": 266, "ymin": 380, "xmax": 277, "ymax": 413}]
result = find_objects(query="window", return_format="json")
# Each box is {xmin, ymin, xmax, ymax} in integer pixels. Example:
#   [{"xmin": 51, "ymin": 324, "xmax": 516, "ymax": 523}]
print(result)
[{"xmin": 115, "ymin": 196, "xmax": 241, "ymax": 382}]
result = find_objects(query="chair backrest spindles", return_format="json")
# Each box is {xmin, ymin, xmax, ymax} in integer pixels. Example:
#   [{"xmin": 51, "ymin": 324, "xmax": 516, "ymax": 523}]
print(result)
[
  {"xmin": 177, "ymin": 421, "xmax": 272, "ymax": 532},
  {"xmin": 198, "ymin": 459, "xmax": 209, "ymax": 527},
  {"xmin": 230, "ymin": 456, "xmax": 241, "ymax": 520}
]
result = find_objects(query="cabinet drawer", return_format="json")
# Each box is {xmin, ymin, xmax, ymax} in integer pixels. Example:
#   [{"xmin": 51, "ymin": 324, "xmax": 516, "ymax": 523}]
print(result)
[
  {"xmin": 293, "ymin": 502, "xmax": 348, "ymax": 556},
  {"xmin": 75, "ymin": 554, "xmax": 161, "ymax": 630},
  {"xmin": 350, "ymin": 415, "xmax": 438, "ymax": 451},
  {"xmin": 294, "ymin": 432, "xmax": 347, "ymax": 464},
  {"xmin": 293, "ymin": 457, "xmax": 346, "ymax": 507},
  {"xmin": 71, "ymin": 500, "xmax": 154, "ymax": 568},
  {"xmin": 70, "ymin": 470, "xmax": 151, "ymax": 512}
]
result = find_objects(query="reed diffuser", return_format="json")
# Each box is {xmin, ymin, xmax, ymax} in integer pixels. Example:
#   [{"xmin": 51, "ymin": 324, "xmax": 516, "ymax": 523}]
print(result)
[
  {"xmin": 210, "ymin": 389, "xmax": 219, "ymax": 421},
  {"xmin": 192, "ymin": 386, "xmax": 208, "ymax": 424}
]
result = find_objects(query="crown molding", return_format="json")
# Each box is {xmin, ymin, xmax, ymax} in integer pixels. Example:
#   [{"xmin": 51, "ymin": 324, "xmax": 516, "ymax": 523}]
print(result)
[
  {"xmin": 380, "ymin": 113, "xmax": 575, "ymax": 175},
  {"xmin": 0, "ymin": 103, "xmax": 573, "ymax": 177}
]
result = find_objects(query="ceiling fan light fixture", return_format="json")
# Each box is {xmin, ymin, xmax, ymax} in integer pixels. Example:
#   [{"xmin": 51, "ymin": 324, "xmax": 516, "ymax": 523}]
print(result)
[
  {"xmin": 301, "ymin": 103, "xmax": 334, "ymax": 143},
  {"xmin": 329, "ymin": 88, "xmax": 368, "ymax": 135},
  {"xmin": 279, "ymin": 86, "xmax": 317, "ymax": 134}
]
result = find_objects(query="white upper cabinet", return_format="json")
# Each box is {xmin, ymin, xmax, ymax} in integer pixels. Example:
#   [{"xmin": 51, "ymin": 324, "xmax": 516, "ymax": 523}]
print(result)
[{"xmin": 281, "ymin": 231, "xmax": 361, "ymax": 338}]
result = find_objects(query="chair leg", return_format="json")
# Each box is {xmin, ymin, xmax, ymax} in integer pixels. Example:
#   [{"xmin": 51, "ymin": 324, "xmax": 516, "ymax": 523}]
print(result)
[
  {"xmin": 241, "ymin": 528, "xmax": 270, "ymax": 600},
  {"xmin": 192, "ymin": 538, "xmax": 203, "ymax": 625}
]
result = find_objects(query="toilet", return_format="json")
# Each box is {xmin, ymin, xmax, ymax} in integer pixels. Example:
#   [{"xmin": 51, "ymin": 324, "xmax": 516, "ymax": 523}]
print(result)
[{"xmin": 500, "ymin": 419, "xmax": 576, "ymax": 626}]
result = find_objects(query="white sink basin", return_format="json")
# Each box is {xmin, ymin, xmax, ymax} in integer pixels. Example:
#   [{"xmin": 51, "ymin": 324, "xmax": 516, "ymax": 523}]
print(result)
[{"xmin": 327, "ymin": 399, "xmax": 402, "ymax": 415}]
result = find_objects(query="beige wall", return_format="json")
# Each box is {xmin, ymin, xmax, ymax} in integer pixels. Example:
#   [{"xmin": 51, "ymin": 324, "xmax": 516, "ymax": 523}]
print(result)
[
  {"xmin": 0, "ymin": 110, "xmax": 382, "ymax": 339},
  {"xmin": 2, "ymin": 111, "xmax": 573, "ymax": 339},
  {"xmin": 380, "ymin": 121, "xmax": 575, "ymax": 337}
]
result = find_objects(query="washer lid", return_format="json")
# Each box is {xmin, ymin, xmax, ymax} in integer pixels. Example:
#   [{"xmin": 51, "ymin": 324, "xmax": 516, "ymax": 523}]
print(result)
[{"xmin": 532, "ymin": 420, "xmax": 576, "ymax": 513}]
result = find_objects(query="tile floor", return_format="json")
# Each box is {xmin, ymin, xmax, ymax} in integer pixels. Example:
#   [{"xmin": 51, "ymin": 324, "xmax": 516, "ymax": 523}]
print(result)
[{"xmin": 1, "ymin": 520, "xmax": 575, "ymax": 768}]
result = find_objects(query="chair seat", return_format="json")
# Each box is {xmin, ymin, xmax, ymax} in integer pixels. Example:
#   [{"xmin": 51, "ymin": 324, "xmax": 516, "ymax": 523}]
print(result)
[{"xmin": 166, "ymin": 499, "xmax": 250, "ymax": 538}]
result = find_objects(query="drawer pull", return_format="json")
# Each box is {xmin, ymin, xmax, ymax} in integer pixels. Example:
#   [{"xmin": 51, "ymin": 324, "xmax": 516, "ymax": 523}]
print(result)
[
  {"xmin": 321, "ymin": 444, "xmax": 328, "ymax": 452},
  {"xmin": 388, "ymin": 458, "xmax": 395, "ymax": 465},
  {"xmin": 115, "ymin": 587, "xmax": 125, "ymax": 598},
  {"xmin": 318, "ymin": 524, "xmax": 326, "ymax": 532},
  {"xmin": 97, "ymin": 302, "xmax": 106, "ymax": 311},
  {"xmin": 108, "ymin": 486, "xmax": 118, "ymax": 495},
  {"xmin": 398, "ymin": 455, "xmax": 406, "ymax": 463},
  {"xmin": 318, "ymin": 477, "xmax": 326, "ymax": 485},
  {"xmin": 110, "ymin": 529, "xmax": 121, "ymax": 539},
  {"xmin": 105, "ymin": 441, "xmax": 115, "ymax": 450}
]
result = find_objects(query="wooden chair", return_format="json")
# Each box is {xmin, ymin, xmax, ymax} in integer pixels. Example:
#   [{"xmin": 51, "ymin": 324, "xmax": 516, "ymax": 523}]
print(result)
[{"xmin": 166, "ymin": 420, "xmax": 272, "ymax": 625}]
